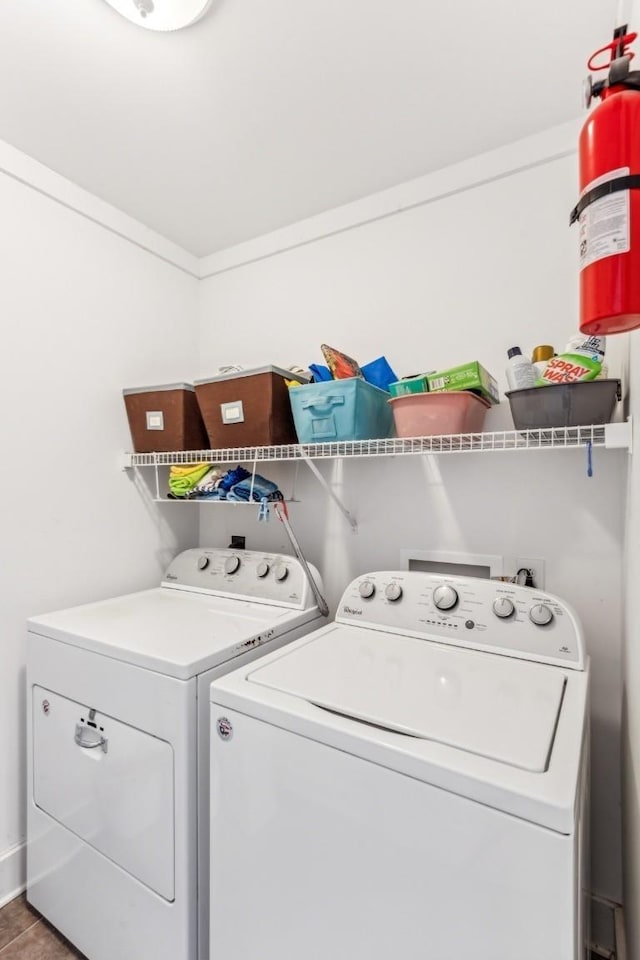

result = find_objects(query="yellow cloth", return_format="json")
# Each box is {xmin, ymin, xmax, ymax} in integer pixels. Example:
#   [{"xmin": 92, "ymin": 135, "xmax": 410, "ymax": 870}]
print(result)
[
  {"xmin": 169, "ymin": 463, "xmax": 211, "ymax": 496},
  {"xmin": 170, "ymin": 463, "xmax": 210, "ymax": 479}
]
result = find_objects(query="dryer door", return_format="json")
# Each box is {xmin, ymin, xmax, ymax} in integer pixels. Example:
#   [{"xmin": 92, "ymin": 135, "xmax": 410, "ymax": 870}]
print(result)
[{"xmin": 33, "ymin": 685, "xmax": 175, "ymax": 900}]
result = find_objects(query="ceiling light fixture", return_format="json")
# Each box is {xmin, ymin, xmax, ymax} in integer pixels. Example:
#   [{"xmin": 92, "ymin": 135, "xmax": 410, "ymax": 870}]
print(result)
[{"xmin": 102, "ymin": 0, "xmax": 213, "ymax": 32}]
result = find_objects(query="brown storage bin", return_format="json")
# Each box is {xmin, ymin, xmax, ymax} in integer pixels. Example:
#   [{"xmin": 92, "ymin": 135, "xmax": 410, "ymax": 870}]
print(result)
[
  {"xmin": 123, "ymin": 383, "xmax": 209, "ymax": 453},
  {"xmin": 194, "ymin": 366, "xmax": 308, "ymax": 447}
]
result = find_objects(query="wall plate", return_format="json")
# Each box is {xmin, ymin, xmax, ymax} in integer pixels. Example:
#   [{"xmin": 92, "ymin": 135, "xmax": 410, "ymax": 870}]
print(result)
[
  {"xmin": 400, "ymin": 550, "xmax": 504, "ymax": 579},
  {"xmin": 400, "ymin": 550, "xmax": 546, "ymax": 590}
]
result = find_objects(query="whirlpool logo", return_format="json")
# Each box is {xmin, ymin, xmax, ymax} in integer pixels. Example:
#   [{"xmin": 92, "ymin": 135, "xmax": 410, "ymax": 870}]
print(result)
[{"xmin": 343, "ymin": 606, "xmax": 363, "ymax": 616}]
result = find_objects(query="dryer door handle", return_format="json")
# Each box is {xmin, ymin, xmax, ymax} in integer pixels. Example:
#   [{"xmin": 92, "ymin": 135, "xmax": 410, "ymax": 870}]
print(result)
[{"xmin": 74, "ymin": 723, "xmax": 108, "ymax": 754}]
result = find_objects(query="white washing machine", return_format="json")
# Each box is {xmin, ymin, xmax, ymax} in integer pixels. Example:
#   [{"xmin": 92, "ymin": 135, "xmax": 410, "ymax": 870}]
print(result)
[
  {"xmin": 26, "ymin": 547, "xmax": 325, "ymax": 960},
  {"xmin": 210, "ymin": 571, "xmax": 590, "ymax": 960}
]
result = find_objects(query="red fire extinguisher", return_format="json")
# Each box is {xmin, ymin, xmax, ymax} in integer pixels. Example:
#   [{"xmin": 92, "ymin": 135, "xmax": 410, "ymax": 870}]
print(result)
[{"xmin": 571, "ymin": 26, "xmax": 640, "ymax": 335}]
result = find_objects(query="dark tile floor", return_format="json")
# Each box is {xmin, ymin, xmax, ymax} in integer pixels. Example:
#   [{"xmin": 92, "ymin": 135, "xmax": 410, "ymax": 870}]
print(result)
[
  {"xmin": 0, "ymin": 892, "xmax": 611, "ymax": 959},
  {"xmin": 0, "ymin": 895, "xmax": 85, "ymax": 959}
]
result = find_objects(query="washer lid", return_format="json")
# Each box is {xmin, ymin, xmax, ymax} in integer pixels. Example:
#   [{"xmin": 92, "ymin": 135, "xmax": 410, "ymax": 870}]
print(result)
[
  {"xmin": 28, "ymin": 588, "xmax": 315, "ymax": 680},
  {"xmin": 248, "ymin": 626, "xmax": 566, "ymax": 772}
]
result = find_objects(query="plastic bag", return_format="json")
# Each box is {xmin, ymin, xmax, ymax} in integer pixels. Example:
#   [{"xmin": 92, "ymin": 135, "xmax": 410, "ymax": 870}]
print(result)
[{"xmin": 321, "ymin": 344, "xmax": 363, "ymax": 380}]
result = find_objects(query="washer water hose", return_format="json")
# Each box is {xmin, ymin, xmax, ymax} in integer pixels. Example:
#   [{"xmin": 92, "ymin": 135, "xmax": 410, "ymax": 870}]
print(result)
[{"xmin": 273, "ymin": 503, "xmax": 330, "ymax": 617}]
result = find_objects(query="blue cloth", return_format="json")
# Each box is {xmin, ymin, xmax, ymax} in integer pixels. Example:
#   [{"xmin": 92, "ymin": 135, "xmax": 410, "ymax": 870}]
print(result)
[
  {"xmin": 183, "ymin": 466, "xmax": 282, "ymax": 502},
  {"xmin": 217, "ymin": 465, "xmax": 251, "ymax": 492},
  {"xmin": 309, "ymin": 363, "xmax": 332, "ymax": 383},
  {"xmin": 227, "ymin": 474, "xmax": 283, "ymax": 502}
]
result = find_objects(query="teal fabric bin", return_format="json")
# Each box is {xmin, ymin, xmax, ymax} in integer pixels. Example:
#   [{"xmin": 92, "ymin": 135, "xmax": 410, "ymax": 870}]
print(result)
[{"xmin": 289, "ymin": 378, "xmax": 395, "ymax": 442}]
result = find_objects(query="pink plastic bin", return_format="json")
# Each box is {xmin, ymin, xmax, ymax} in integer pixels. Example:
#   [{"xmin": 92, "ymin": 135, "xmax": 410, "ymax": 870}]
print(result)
[{"xmin": 389, "ymin": 391, "xmax": 490, "ymax": 437}]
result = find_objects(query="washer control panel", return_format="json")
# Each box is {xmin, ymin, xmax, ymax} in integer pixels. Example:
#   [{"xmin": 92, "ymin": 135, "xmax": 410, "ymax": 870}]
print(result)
[
  {"xmin": 337, "ymin": 572, "xmax": 584, "ymax": 669},
  {"xmin": 162, "ymin": 549, "xmax": 322, "ymax": 610}
]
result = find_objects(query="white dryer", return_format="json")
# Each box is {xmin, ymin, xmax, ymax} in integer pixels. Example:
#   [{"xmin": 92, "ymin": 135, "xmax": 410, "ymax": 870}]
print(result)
[
  {"xmin": 26, "ymin": 547, "xmax": 325, "ymax": 960},
  {"xmin": 210, "ymin": 571, "xmax": 589, "ymax": 960}
]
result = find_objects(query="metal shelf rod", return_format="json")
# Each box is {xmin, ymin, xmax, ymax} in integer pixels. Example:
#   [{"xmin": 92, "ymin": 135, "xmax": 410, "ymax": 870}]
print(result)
[
  {"xmin": 122, "ymin": 420, "xmax": 631, "ymax": 530},
  {"xmin": 123, "ymin": 420, "xmax": 632, "ymax": 468}
]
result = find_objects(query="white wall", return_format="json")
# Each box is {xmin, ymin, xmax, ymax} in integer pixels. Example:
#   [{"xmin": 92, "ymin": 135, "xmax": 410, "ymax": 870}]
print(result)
[
  {"xmin": 616, "ymin": 1, "xmax": 640, "ymax": 952},
  {"xmin": 623, "ymin": 330, "xmax": 640, "ymax": 956},
  {"xmin": 0, "ymin": 155, "xmax": 199, "ymax": 904},
  {"xmin": 197, "ymin": 124, "xmax": 628, "ymax": 902}
]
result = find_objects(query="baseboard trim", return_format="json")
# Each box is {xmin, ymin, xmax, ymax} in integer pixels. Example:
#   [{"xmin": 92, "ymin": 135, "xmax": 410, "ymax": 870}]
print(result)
[
  {"xmin": 0, "ymin": 842, "xmax": 26, "ymax": 909},
  {"xmin": 591, "ymin": 893, "xmax": 626, "ymax": 960},
  {"xmin": 614, "ymin": 901, "xmax": 627, "ymax": 960}
]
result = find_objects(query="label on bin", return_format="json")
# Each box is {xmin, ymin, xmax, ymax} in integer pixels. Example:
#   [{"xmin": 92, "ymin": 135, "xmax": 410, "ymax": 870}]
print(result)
[
  {"xmin": 221, "ymin": 400, "xmax": 245, "ymax": 424},
  {"xmin": 146, "ymin": 411, "xmax": 164, "ymax": 431}
]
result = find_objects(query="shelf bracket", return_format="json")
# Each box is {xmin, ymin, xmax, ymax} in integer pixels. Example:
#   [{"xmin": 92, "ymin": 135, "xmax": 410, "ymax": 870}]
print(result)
[
  {"xmin": 300, "ymin": 454, "xmax": 358, "ymax": 532},
  {"xmin": 604, "ymin": 417, "xmax": 632, "ymax": 452}
]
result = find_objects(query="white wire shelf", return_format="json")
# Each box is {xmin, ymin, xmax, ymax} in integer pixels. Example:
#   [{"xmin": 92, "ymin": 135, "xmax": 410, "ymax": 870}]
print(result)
[
  {"xmin": 124, "ymin": 421, "xmax": 631, "ymax": 468},
  {"xmin": 152, "ymin": 497, "xmax": 298, "ymax": 505}
]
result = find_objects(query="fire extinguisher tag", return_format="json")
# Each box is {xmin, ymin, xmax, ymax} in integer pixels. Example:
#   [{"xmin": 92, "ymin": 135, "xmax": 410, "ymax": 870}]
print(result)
[{"xmin": 579, "ymin": 166, "xmax": 630, "ymax": 269}]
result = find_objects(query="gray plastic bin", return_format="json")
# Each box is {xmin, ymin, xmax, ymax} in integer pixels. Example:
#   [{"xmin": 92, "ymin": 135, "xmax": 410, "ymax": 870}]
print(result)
[{"xmin": 505, "ymin": 379, "xmax": 621, "ymax": 430}]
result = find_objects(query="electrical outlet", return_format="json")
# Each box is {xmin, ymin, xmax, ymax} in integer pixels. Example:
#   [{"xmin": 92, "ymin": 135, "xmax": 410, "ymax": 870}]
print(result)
[
  {"xmin": 513, "ymin": 557, "xmax": 545, "ymax": 590},
  {"xmin": 229, "ymin": 535, "xmax": 246, "ymax": 550}
]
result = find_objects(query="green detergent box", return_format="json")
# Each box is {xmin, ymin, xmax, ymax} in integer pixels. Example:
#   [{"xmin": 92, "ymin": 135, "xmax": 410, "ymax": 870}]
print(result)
[
  {"xmin": 426, "ymin": 361, "xmax": 500, "ymax": 405},
  {"xmin": 388, "ymin": 375, "xmax": 429, "ymax": 397}
]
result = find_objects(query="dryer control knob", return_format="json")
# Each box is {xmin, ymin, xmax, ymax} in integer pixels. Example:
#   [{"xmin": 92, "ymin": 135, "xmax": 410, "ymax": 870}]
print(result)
[
  {"xmin": 492, "ymin": 597, "xmax": 515, "ymax": 619},
  {"xmin": 256, "ymin": 560, "xmax": 270, "ymax": 578},
  {"xmin": 359, "ymin": 580, "xmax": 376, "ymax": 599},
  {"xmin": 225, "ymin": 555, "xmax": 241, "ymax": 575},
  {"xmin": 197, "ymin": 555, "xmax": 210, "ymax": 571},
  {"xmin": 274, "ymin": 563, "xmax": 289, "ymax": 582},
  {"xmin": 529, "ymin": 603, "xmax": 553, "ymax": 626},
  {"xmin": 385, "ymin": 583, "xmax": 403, "ymax": 602},
  {"xmin": 433, "ymin": 585, "xmax": 458, "ymax": 610}
]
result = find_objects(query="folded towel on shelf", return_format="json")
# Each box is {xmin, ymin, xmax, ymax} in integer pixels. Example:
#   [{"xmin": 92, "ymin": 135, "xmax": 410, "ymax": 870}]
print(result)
[
  {"xmin": 168, "ymin": 462, "xmax": 211, "ymax": 498},
  {"xmin": 227, "ymin": 474, "xmax": 283, "ymax": 502},
  {"xmin": 217, "ymin": 465, "xmax": 251, "ymax": 492},
  {"xmin": 195, "ymin": 487, "xmax": 228, "ymax": 500},
  {"xmin": 170, "ymin": 463, "xmax": 210, "ymax": 479},
  {"xmin": 167, "ymin": 464, "xmax": 283, "ymax": 503},
  {"xmin": 193, "ymin": 466, "xmax": 224, "ymax": 495}
]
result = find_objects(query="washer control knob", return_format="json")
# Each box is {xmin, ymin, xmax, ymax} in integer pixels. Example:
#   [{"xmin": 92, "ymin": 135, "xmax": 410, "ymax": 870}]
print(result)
[
  {"xmin": 359, "ymin": 580, "xmax": 376, "ymax": 599},
  {"xmin": 529, "ymin": 603, "xmax": 554, "ymax": 627},
  {"xmin": 274, "ymin": 563, "xmax": 289, "ymax": 582},
  {"xmin": 256, "ymin": 560, "xmax": 270, "ymax": 578},
  {"xmin": 433, "ymin": 585, "xmax": 458, "ymax": 610},
  {"xmin": 492, "ymin": 597, "xmax": 515, "ymax": 619},
  {"xmin": 197, "ymin": 555, "xmax": 209, "ymax": 571},
  {"xmin": 385, "ymin": 583, "xmax": 403, "ymax": 602},
  {"xmin": 224, "ymin": 555, "xmax": 241, "ymax": 575}
]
